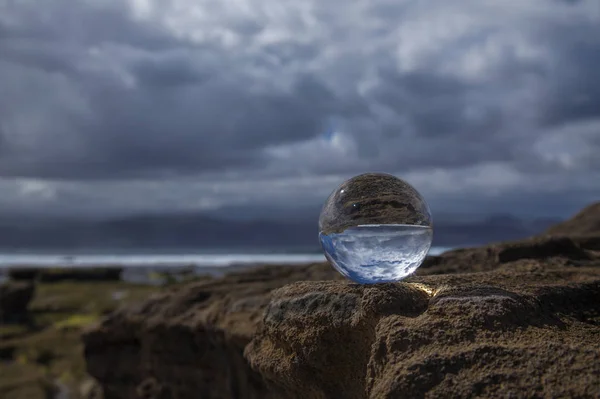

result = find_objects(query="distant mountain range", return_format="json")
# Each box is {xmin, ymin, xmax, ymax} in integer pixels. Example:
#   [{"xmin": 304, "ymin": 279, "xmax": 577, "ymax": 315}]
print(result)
[{"xmin": 0, "ymin": 212, "xmax": 560, "ymax": 251}]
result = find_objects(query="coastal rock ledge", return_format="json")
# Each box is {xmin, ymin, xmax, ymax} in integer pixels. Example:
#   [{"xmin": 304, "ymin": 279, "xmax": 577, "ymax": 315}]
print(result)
[
  {"xmin": 83, "ymin": 203, "xmax": 600, "ymax": 399},
  {"xmin": 246, "ymin": 269, "xmax": 600, "ymax": 398}
]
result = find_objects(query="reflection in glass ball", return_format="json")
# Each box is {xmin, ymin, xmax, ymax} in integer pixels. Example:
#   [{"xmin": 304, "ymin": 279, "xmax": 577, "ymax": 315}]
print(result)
[{"xmin": 319, "ymin": 173, "xmax": 433, "ymax": 284}]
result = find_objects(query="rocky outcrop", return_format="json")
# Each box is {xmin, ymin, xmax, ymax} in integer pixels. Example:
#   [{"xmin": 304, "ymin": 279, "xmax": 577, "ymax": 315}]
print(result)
[
  {"xmin": 83, "ymin": 263, "xmax": 342, "ymax": 399},
  {"xmin": 83, "ymin": 204, "xmax": 600, "ymax": 399},
  {"xmin": 536, "ymin": 202, "xmax": 600, "ymax": 250},
  {"xmin": 246, "ymin": 262, "xmax": 600, "ymax": 398},
  {"xmin": 8, "ymin": 267, "xmax": 123, "ymax": 282},
  {"xmin": 418, "ymin": 235, "xmax": 597, "ymax": 275},
  {"xmin": 544, "ymin": 201, "xmax": 600, "ymax": 236},
  {"xmin": 0, "ymin": 281, "xmax": 35, "ymax": 323}
]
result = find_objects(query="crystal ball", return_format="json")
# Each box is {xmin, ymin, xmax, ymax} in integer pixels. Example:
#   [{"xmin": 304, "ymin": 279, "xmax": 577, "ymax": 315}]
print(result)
[{"xmin": 319, "ymin": 172, "xmax": 433, "ymax": 284}]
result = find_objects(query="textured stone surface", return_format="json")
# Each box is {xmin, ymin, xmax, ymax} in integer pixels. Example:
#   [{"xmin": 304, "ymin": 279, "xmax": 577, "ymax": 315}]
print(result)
[
  {"xmin": 246, "ymin": 263, "xmax": 600, "ymax": 398},
  {"xmin": 544, "ymin": 201, "xmax": 600, "ymax": 236},
  {"xmin": 83, "ymin": 263, "xmax": 342, "ymax": 399},
  {"xmin": 8, "ymin": 267, "xmax": 123, "ymax": 282},
  {"xmin": 417, "ymin": 235, "xmax": 597, "ymax": 275},
  {"xmin": 83, "ymin": 203, "xmax": 600, "ymax": 399},
  {"xmin": 319, "ymin": 173, "xmax": 432, "ymax": 235},
  {"xmin": 0, "ymin": 281, "xmax": 35, "ymax": 323}
]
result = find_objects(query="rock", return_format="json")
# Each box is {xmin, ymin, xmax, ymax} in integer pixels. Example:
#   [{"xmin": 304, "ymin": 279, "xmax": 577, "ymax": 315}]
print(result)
[
  {"xmin": 80, "ymin": 377, "xmax": 104, "ymax": 399},
  {"xmin": 544, "ymin": 201, "xmax": 600, "ymax": 236},
  {"xmin": 6, "ymin": 268, "xmax": 40, "ymax": 281},
  {"xmin": 0, "ymin": 281, "xmax": 35, "ymax": 323},
  {"xmin": 0, "ymin": 345, "xmax": 16, "ymax": 361},
  {"xmin": 246, "ymin": 260, "xmax": 600, "ymax": 398},
  {"xmin": 82, "ymin": 263, "xmax": 342, "ymax": 399},
  {"xmin": 537, "ymin": 202, "xmax": 600, "ymax": 250},
  {"xmin": 8, "ymin": 267, "xmax": 123, "ymax": 282},
  {"xmin": 418, "ymin": 235, "xmax": 595, "ymax": 275},
  {"xmin": 83, "ymin": 202, "xmax": 600, "ymax": 399}
]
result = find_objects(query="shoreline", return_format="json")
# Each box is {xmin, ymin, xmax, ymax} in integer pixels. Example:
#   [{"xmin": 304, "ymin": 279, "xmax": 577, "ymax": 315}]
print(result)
[{"xmin": 0, "ymin": 246, "xmax": 453, "ymax": 269}]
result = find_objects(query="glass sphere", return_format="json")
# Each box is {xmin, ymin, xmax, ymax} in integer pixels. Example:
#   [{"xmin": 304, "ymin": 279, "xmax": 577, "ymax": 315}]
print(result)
[{"xmin": 319, "ymin": 172, "xmax": 433, "ymax": 284}]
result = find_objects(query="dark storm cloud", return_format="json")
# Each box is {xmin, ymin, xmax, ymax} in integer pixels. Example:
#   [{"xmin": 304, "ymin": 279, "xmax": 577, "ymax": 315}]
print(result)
[
  {"xmin": 1, "ymin": 0, "xmax": 598, "ymax": 179},
  {"xmin": 0, "ymin": 0, "xmax": 178, "ymax": 50},
  {"xmin": 365, "ymin": 69, "xmax": 511, "ymax": 169},
  {"xmin": 539, "ymin": 37, "xmax": 600, "ymax": 128},
  {"xmin": 0, "ymin": 0, "xmax": 599, "ymax": 218},
  {"xmin": 373, "ymin": 70, "xmax": 474, "ymax": 139},
  {"xmin": 29, "ymin": 72, "xmax": 342, "ymax": 179},
  {"xmin": 0, "ymin": 1, "xmax": 352, "ymax": 179}
]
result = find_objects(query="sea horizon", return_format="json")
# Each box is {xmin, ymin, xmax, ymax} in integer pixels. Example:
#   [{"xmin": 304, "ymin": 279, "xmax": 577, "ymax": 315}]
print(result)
[{"xmin": 0, "ymin": 246, "xmax": 454, "ymax": 268}]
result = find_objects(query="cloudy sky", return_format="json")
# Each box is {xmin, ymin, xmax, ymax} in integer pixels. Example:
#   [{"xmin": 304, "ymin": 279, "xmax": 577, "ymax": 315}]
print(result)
[{"xmin": 0, "ymin": 0, "xmax": 599, "ymax": 221}]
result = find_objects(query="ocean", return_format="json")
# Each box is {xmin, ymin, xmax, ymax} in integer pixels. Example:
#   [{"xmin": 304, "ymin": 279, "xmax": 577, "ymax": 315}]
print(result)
[{"xmin": 0, "ymin": 247, "xmax": 452, "ymax": 269}]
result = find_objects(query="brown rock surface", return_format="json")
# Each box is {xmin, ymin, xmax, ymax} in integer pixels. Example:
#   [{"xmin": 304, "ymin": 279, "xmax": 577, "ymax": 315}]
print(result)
[
  {"xmin": 83, "ymin": 263, "xmax": 342, "ymax": 399},
  {"xmin": 83, "ymin": 204, "xmax": 600, "ymax": 399},
  {"xmin": 0, "ymin": 281, "xmax": 35, "ymax": 323},
  {"xmin": 417, "ymin": 235, "xmax": 596, "ymax": 275},
  {"xmin": 539, "ymin": 202, "xmax": 600, "ymax": 250},
  {"xmin": 246, "ymin": 263, "xmax": 600, "ymax": 398},
  {"xmin": 8, "ymin": 267, "xmax": 123, "ymax": 282},
  {"xmin": 544, "ymin": 201, "xmax": 600, "ymax": 236}
]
